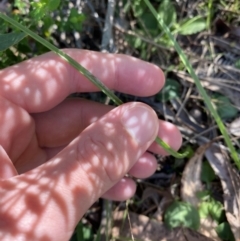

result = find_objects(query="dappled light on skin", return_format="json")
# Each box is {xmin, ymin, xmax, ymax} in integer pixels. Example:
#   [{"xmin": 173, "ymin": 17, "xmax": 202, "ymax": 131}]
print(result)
[
  {"xmin": 149, "ymin": 120, "xmax": 182, "ymax": 155},
  {"xmin": 0, "ymin": 146, "xmax": 18, "ymax": 179},
  {"xmin": 0, "ymin": 50, "xmax": 164, "ymax": 113},
  {"xmin": 0, "ymin": 98, "xmax": 33, "ymax": 162},
  {"xmin": 0, "ymin": 56, "xmax": 68, "ymax": 112},
  {"xmin": 0, "ymin": 174, "xmax": 70, "ymax": 240},
  {"xmin": 0, "ymin": 50, "xmax": 180, "ymax": 241},
  {"xmin": 114, "ymin": 54, "xmax": 164, "ymax": 94},
  {"xmin": 102, "ymin": 177, "xmax": 136, "ymax": 201},
  {"xmin": 128, "ymin": 152, "xmax": 157, "ymax": 178}
]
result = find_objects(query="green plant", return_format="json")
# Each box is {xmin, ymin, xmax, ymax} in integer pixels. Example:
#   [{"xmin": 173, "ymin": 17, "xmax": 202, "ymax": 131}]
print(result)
[
  {"xmin": 127, "ymin": 0, "xmax": 207, "ymax": 59},
  {"xmin": 164, "ymin": 201, "xmax": 200, "ymax": 230},
  {"xmin": 0, "ymin": 0, "xmax": 86, "ymax": 69},
  {"xmin": 143, "ymin": 0, "xmax": 240, "ymax": 168}
]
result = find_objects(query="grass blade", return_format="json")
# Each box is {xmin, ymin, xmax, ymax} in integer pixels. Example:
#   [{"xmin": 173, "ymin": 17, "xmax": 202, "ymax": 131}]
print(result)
[
  {"xmin": 143, "ymin": 0, "xmax": 240, "ymax": 168},
  {"xmin": 0, "ymin": 13, "xmax": 123, "ymax": 106},
  {"xmin": 0, "ymin": 12, "xmax": 188, "ymax": 159}
]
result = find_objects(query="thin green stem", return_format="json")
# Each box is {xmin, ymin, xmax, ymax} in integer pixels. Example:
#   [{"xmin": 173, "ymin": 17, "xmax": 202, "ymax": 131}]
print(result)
[
  {"xmin": 143, "ymin": 0, "xmax": 240, "ymax": 168},
  {"xmin": 0, "ymin": 13, "xmax": 123, "ymax": 106},
  {"xmin": 156, "ymin": 136, "xmax": 188, "ymax": 158},
  {"xmin": 0, "ymin": 12, "xmax": 189, "ymax": 159},
  {"xmin": 207, "ymin": 0, "xmax": 214, "ymax": 30}
]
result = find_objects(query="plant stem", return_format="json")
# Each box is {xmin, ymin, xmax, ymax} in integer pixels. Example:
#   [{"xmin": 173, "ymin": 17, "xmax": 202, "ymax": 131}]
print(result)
[{"xmin": 143, "ymin": 0, "xmax": 240, "ymax": 167}]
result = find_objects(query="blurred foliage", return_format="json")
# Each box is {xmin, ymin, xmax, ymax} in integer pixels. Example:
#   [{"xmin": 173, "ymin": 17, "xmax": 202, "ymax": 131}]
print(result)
[
  {"xmin": 164, "ymin": 201, "xmax": 200, "ymax": 230},
  {"xmin": 0, "ymin": 0, "xmax": 86, "ymax": 69},
  {"xmin": 126, "ymin": 0, "xmax": 207, "ymax": 59},
  {"xmin": 216, "ymin": 222, "xmax": 235, "ymax": 241},
  {"xmin": 156, "ymin": 78, "xmax": 181, "ymax": 102},
  {"xmin": 212, "ymin": 93, "xmax": 238, "ymax": 120},
  {"xmin": 201, "ymin": 161, "xmax": 216, "ymax": 185}
]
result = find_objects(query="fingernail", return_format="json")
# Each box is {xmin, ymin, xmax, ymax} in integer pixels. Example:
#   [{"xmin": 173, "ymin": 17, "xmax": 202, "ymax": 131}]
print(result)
[{"xmin": 121, "ymin": 104, "xmax": 158, "ymax": 146}]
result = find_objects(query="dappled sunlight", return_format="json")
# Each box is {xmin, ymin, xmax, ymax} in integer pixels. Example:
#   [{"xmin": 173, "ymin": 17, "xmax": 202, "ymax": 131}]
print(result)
[
  {"xmin": 149, "ymin": 119, "xmax": 182, "ymax": 155},
  {"xmin": 0, "ymin": 154, "xmax": 78, "ymax": 240},
  {"xmin": 0, "ymin": 98, "xmax": 33, "ymax": 161},
  {"xmin": 0, "ymin": 49, "xmax": 164, "ymax": 114},
  {"xmin": 0, "ymin": 49, "xmax": 166, "ymax": 240},
  {"xmin": 0, "ymin": 53, "xmax": 69, "ymax": 112}
]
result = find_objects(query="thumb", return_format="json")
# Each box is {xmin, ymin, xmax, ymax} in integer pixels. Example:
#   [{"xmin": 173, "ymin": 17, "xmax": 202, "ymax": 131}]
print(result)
[{"xmin": 0, "ymin": 103, "xmax": 159, "ymax": 241}]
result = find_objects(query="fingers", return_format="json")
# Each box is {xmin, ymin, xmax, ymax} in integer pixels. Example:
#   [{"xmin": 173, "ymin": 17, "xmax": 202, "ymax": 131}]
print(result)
[
  {"xmin": 102, "ymin": 152, "xmax": 157, "ymax": 201},
  {"xmin": 128, "ymin": 152, "xmax": 157, "ymax": 178},
  {"xmin": 0, "ymin": 102, "xmax": 159, "ymax": 240},
  {"xmin": 102, "ymin": 177, "xmax": 136, "ymax": 201},
  {"xmin": 33, "ymin": 98, "xmax": 182, "ymax": 156},
  {"xmin": 0, "ymin": 146, "xmax": 18, "ymax": 179},
  {"xmin": 149, "ymin": 121, "xmax": 182, "ymax": 155},
  {"xmin": 32, "ymin": 98, "xmax": 111, "ymax": 148},
  {"xmin": 0, "ymin": 50, "xmax": 165, "ymax": 113}
]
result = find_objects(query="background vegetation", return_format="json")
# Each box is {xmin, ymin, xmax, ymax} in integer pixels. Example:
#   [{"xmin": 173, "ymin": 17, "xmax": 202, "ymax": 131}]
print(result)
[{"xmin": 0, "ymin": 0, "xmax": 240, "ymax": 240}]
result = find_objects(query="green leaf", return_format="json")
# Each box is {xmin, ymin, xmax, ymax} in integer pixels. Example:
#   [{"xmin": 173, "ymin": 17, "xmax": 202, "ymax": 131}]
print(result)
[
  {"xmin": 0, "ymin": 32, "xmax": 27, "ymax": 52},
  {"xmin": 164, "ymin": 201, "xmax": 200, "ymax": 230},
  {"xmin": 75, "ymin": 221, "xmax": 93, "ymax": 241},
  {"xmin": 134, "ymin": 37, "xmax": 142, "ymax": 48},
  {"xmin": 216, "ymin": 222, "xmax": 235, "ymax": 241},
  {"xmin": 234, "ymin": 59, "xmax": 240, "ymax": 69},
  {"xmin": 201, "ymin": 161, "xmax": 216, "ymax": 184},
  {"xmin": 156, "ymin": 78, "xmax": 181, "ymax": 102},
  {"xmin": 178, "ymin": 16, "xmax": 207, "ymax": 35},
  {"xmin": 31, "ymin": 0, "xmax": 60, "ymax": 21},
  {"xmin": 67, "ymin": 8, "xmax": 86, "ymax": 32},
  {"xmin": 213, "ymin": 94, "xmax": 238, "ymax": 119},
  {"xmin": 144, "ymin": 0, "xmax": 240, "ymax": 166},
  {"xmin": 31, "ymin": 1, "xmax": 48, "ymax": 20},
  {"xmin": 198, "ymin": 202, "xmax": 211, "ymax": 219},
  {"xmin": 158, "ymin": 0, "xmax": 176, "ymax": 27},
  {"xmin": 132, "ymin": 0, "xmax": 146, "ymax": 17},
  {"xmin": 14, "ymin": 0, "xmax": 30, "ymax": 14},
  {"xmin": 47, "ymin": 0, "xmax": 61, "ymax": 11},
  {"xmin": 196, "ymin": 190, "xmax": 211, "ymax": 201},
  {"xmin": 208, "ymin": 199, "xmax": 225, "ymax": 223},
  {"xmin": 140, "ymin": 12, "xmax": 158, "ymax": 33}
]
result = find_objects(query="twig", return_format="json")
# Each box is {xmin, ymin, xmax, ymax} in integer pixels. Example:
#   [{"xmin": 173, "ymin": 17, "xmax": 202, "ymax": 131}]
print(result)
[{"xmin": 101, "ymin": 0, "xmax": 115, "ymax": 52}]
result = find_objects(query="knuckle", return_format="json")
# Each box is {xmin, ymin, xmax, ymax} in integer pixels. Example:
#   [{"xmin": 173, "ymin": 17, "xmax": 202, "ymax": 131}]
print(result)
[{"xmin": 76, "ymin": 134, "xmax": 122, "ymax": 183}]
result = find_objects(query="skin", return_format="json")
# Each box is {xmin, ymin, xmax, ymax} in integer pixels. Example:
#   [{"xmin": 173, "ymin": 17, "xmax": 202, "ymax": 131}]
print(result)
[{"xmin": 0, "ymin": 49, "xmax": 182, "ymax": 241}]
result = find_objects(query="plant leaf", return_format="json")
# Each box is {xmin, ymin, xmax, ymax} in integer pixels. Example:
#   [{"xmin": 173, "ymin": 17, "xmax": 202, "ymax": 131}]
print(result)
[
  {"xmin": 216, "ymin": 222, "xmax": 235, "ymax": 241},
  {"xmin": 143, "ymin": 0, "xmax": 240, "ymax": 167},
  {"xmin": 0, "ymin": 32, "xmax": 27, "ymax": 52},
  {"xmin": 213, "ymin": 94, "xmax": 238, "ymax": 119},
  {"xmin": 156, "ymin": 78, "xmax": 181, "ymax": 102},
  {"xmin": 178, "ymin": 16, "xmax": 207, "ymax": 35},
  {"xmin": 181, "ymin": 144, "xmax": 221, "ymax": 240},
  {"xmin": 158, "ymin": 0, "xmax": 176, "ymax": 27},
  {"xmin": 113, "ymin": 211, "xmax": 215, "ymax": 240},
  {"xmin": 164, "ymin": 201, "xmax": 200, "ymax": 230},
  {"xmin": 205, "ymin": 144, "xmax": 240, "ymax": 241},
  {"xmin": 201, "ymin": 161, "xmax": 216, "ymax": 184},
  {"xmin": 47, "ymin": 0, "xmax": 61, "ymax": 11}
]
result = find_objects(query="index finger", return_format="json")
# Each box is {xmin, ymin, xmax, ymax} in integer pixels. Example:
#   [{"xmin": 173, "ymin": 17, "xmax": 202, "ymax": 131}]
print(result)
[{"xmin": 0, "ymin": 49, "xmax": 165, "ymax": 112}]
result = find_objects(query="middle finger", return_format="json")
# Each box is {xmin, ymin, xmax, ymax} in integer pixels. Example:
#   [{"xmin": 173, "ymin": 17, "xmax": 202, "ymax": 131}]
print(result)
[{"xmin": 32, "ymin": 98, "xmax": 182, "ymax": 155}]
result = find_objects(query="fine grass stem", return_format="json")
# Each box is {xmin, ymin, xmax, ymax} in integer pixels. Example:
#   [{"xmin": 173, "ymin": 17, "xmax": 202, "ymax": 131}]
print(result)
[
  {"xmin": 143, "ymin": 0, "xmax": 240, "ymax": 168},
  {"xmin": 0, "ymin": 12, "xmax": 188, "ymax": 159}
]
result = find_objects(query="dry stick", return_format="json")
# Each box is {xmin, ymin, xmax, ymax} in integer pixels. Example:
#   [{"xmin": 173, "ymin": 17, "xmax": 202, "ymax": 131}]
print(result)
[{"xmin": 0, "ymin": 13, "xmax": 188, "ymax": 158}]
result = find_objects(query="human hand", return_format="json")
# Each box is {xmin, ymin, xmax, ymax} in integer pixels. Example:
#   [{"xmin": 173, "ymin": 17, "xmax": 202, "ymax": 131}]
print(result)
[{"xmin": 0, "ymin": 50, "xmax": 182, "ymax": 241}]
